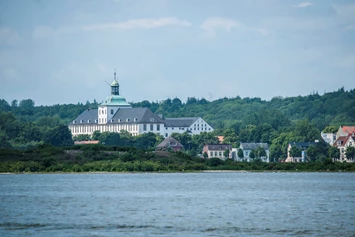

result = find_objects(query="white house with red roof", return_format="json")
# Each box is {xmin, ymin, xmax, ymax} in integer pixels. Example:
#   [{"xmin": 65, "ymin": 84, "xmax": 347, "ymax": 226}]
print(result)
[
  {"xmin": 336, "ymin": 125, "xmax": 355, "ymax": 139},
  {"xmin": 333, "ymin": 134, "xmax": 355, "ymax": 162}
]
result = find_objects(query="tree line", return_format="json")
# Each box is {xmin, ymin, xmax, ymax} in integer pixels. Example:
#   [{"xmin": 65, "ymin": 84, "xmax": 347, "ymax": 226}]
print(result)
[{"xmin": 1, "ymin": 87, "xmax": 354, "ymax": 161}]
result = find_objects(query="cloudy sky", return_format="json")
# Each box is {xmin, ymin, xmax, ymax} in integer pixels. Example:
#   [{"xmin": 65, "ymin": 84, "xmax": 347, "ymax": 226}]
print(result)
[{"xmin": 1, "ymin": 0, "xmax": 354, "ymax": 105}]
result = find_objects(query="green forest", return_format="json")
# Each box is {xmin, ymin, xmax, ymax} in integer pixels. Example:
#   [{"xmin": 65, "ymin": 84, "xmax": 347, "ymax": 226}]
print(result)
[{"xmin": 1, "ymin": 87, "xmax": 355, "ymax": 172}]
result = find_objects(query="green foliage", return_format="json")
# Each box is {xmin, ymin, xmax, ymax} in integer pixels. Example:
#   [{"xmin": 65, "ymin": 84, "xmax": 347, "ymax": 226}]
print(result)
[
  {"xmin": 289, "ymin": 146, "xmax": 302, "ymax": 158},
  {"xmin": 346, "ymin": 146, "xmax": 355, "ymax": 161},
  {"xmin": 328, "ymin": 146, "xmax": 340, "ymax": 160},
  {"xmin": 237, "ymin": 148, "xmax": 244, "ymax": 158}
]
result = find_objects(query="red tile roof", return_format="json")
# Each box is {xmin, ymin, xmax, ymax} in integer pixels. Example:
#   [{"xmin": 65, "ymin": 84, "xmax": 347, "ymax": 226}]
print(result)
[
  {"xmin": 341, "ymin": 126, "xmax": 355, "ymax": 134},
  {"xmin": 333, "ymin": 134, "xmax": 355, "ymax": 147}
]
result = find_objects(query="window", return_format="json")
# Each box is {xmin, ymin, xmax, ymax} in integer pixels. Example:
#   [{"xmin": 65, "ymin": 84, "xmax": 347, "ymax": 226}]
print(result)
[
  {"xmin": 246, "ymin": 151, "xmax": 249, "ymax": 156},
  {"xmin": 80, "ymin": 120, "xmax": 83, "ymax": 123},
  {"xmin": 219, "ymin": 152, "xmax": 222, "ymax": 156},
  {"xmin": 165, "ymin": 133, "xmax": 168, "ymax": 137},
  {"xmin": 150, "ymin": 118, "xmax": 155, "ymax": 122},
  {"xmin": 143, "ymin": 124, "xmax": 147, "ymax": 131},
  {"xmin": 111, "ymin": 109, "xmax": 114, "ymax": 115},
  {"xmin": 134, "ymin": 118, "xmax": 138, "ymax": 122},
  {"xmin": 99, "ymin": 110, "xmax": 101, "ymax": 115},
  {"xmin": 150, "ymin": 124, "xmax": 153, "ymax": 131},
  {"xmin": 88, "ymin": 120, "xmax": 90, "ymax": 123},
  {"xmin": 94, "ymin": 119, "xmax": 97, "ymax": 123},
  {"xmin": 210, "ymin": 152, "xmax": 213, "ymax": 157},
  {"xmin": 118, "ymin": 119, "xmax": 121, "ymax": 122},
  {"xmin": 172, "ymin": 127, "xmax": 174, "ymax": 130},
  {"xmin": 214, "ymin": 152, "xmax": 217, "ymax": 156},
  {"xmin": 126, "ymin": 118, "xmax": 130, "ymax": 122},
  {"xmin": 73, "ymin": 120, "xmax": 76, "ymax": 124},
  {"xmin": 157, "ymin": 124, "xmax": 160, "ymax": 131}
]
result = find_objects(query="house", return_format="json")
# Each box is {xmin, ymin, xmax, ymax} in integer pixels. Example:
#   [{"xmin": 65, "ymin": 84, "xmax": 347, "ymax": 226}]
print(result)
[
  {"xmin": 156, "ymin": 136, "xmax": 183, "ymax": 152},
  {"xmin": 285, "ymin": 142, "xmax": 317, "ymax": 162},
  {"xmin": 68, "ymin": 71, "xmax": 214, "ymax": 138},
  {"xmin": 202, "ymin": 144, "xmax": 232, "ymax": 160},
  {"xmin": 321, "ymin": 132, "xmax": 336, "ymax": 146},
  {"xmin": 336, "ymin": 125, "xmax": 355, "ymax": 139},
  {"xmin": 236, "ymin": 143, "xmax": 270, "ymax": 162},
  {"xmin": 333, "ymin": 134, "xmax": 355, "ymax": 162}
]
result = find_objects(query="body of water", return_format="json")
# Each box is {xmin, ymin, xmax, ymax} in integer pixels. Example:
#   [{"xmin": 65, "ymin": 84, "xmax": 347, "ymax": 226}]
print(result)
[{"xmin": 0, "ymin": 172, "xmax": 354, "ymax": 236}]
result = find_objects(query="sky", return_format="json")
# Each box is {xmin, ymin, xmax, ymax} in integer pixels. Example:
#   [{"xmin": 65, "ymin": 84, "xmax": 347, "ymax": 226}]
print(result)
[{"xmin": 0, "ymin": 0, "xmax": 355, "ymax": 106}]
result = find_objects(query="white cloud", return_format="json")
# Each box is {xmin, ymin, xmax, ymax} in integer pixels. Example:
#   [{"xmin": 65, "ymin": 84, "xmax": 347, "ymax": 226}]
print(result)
[
  {"xmin": 295, "ymin": 2, "xmax": 313, "ymax": 8},
  {"xmin": 0, "ymin": 28, "xmax": 21, "ymax": 45},
  {"xmin": 32, "ymin": 26, "xmax": 76, "ymax": 39},
  {"xmin": 253, "ymin": 28, "xmax": 269, "ymax": 36},
  {"xmin": 200, "ymin": 17, "xmax": 242, "ymax": 33},
  {"xmin": 83, "ymin": 17, "xmax": 191, "ymax": 31}
]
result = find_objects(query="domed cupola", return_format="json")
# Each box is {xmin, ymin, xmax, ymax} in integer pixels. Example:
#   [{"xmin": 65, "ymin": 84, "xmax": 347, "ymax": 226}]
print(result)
[{"xmin": 111, "ymin": 70, "xmax": 119, "ymax": 95}]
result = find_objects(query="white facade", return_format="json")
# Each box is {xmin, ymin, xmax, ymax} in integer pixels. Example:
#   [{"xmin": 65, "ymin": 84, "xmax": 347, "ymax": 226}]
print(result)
[
  {"xmin": 321, "ymin": 132, "xmax": 336, "ymax": 145},
  {"xmin": 69, "ymin": 73, "xmax": 214, "ymax": 138}
]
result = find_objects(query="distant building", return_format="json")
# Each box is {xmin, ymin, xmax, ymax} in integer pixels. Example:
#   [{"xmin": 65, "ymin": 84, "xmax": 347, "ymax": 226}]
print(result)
[
  {"xmin": 68, "ymin": 71, "xmax": 214, "ymax": 138},
  {"xmin": 202, "ymin": 144, "xmax": 232, "ymax": 160},
  {"xmin": 156, "ymin": 136, "xmax": 183, "ymax": 152},
  {"xmin": 336, "ymin": 125, "xmax": 355, "ymax": 138},
  {"xmin": 285, "ymin": 142, "xmax": 317, "ymax": 162},
  {"xmin": 235, "ymin": 143, "xmax": 270, "ymax": 162},
  {"xmin": 321, "ymin": 132, "xmax": 336, "ymax": 146},
  {"xmin": 333, "ymin": 134, "xmax": 355, "ymax": 162}
]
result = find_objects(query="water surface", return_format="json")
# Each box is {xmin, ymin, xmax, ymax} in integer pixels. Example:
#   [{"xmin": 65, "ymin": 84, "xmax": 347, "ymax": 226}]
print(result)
[{"xmin": 0, "ymin": 172, "xmax": 354, "ymax": 236}]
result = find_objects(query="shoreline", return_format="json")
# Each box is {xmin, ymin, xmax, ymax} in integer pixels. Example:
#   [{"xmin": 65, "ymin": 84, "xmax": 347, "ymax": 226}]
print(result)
[{"xmin": 1, "ymin": 170, "xmax": 352, "ymax": 175}]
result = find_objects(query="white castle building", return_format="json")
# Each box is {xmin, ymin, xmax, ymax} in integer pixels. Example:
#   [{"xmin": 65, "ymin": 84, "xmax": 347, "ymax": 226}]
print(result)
[{"xmin": 68, "ymin": 72, "xmax": 214, "ymax": 138}]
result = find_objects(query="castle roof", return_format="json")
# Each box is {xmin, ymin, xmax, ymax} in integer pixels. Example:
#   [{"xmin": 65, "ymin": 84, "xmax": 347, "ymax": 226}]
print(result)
[
  {"xmin": 164, "ymin": 117, "xmax": 199, "ymax": 127},
  {"xmin": 100, "ymin": 95, "xmax": 131, "ymax": 107},
  {"xmin": 240, "ymin": 143, "xmax": 269, "ymax": 150}
]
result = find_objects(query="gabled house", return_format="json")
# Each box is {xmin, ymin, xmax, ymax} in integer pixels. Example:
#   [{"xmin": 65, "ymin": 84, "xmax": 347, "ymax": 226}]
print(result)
[
  {"xmin": 236, "ymin": 143, "xmax": 269, "ymax": 162},
  {"xmin": 156, "ymin": 136, "xmax": 183, "ymax": 152},
  {"xmin": 285, "ymin": 142, "xmax": 317, "ymax": 162},
  {"xmin": 333, "ymin": 134, "xmax": 355, "ymax": 162},
  {"xmin": 336, "ymin": 126, "xmax": 355, "ymax": 139},
  {"xmin": 202, "ymin": 144, "xmax": 232, "ymax": 160}
]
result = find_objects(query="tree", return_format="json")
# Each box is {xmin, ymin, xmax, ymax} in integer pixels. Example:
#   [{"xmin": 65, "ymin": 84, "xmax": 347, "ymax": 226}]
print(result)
[
  {"xmin": 92, "ymin": 130, "xmax": 101, "ymax": 140},
  {"xmin": 224, "ymin": 149, "xmax": 230, "ymax": 159},
  {"xmin": 237, "ymin": 148, "xmax": 244, "ymax": 158},
  {"xmin": 346, "ymin": 146, "xmax": 355, "ymax": 161},
  {"xmin": 11, "ymin": 100, "xmax": 18, "ymax": 107},
  {"xmin": 44, "ymin": 125, "xmax": 73, "ymax": 146},
  {"xmin": 249, "ymin": 149, "xmax": 255, "ymax": 160},
  {"xmin": 98, "ymin": 132, "xmax": 121, "ymax": 146},
  {"xmin": 203, "ymin": 152, "xmax": 208, "ymax": 159},
  {"xmin": 289, "ymin": 146, "xmax": 302, "ymax": 160},
  {"xmin": 328, "ymin": 146, "xmax": 340, "ymax": 162},
  {"xmin": 0, "ymin": 99, "xmax": 10, "ymax": 111}
]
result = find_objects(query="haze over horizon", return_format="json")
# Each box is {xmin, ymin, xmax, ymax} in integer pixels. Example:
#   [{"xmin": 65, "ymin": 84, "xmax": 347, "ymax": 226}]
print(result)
[{"xmin": 1, "ymin": 0, "xmax": 355, "ymax": 106}]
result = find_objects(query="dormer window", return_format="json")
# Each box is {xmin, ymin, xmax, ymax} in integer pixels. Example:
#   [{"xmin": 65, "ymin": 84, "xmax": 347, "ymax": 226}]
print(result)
[
  {"xmin": 88, "ymin": 120, "xmax": 91, "ymax": 123},
  {"xmin": 111, "ymin": 119, "xmax": 114, "ymax": 123},
  {"xmin": 94, "ymin": 119, "xmax": 97, "ymax": 123},
  {"xmin": 80, "ymin": 120, "xmax": 83, "ymax": 123},
  {"xmin": 150, "ymin": 118, "xmax": 155, "ymax": 122},
  {"xmin": 73, "ymin": 120, "xmax": 76, "ymax": 124},
  {"xmin": 126, "ymin": 118, "xmax": 130, "ymax": 122},
  {"xmin": 134, "ymin": 118, "xmax": 138, "ymax": 122},
  {"xmin": 118, "ymin": 119, "xmax": 121, "ymax": 122}
]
